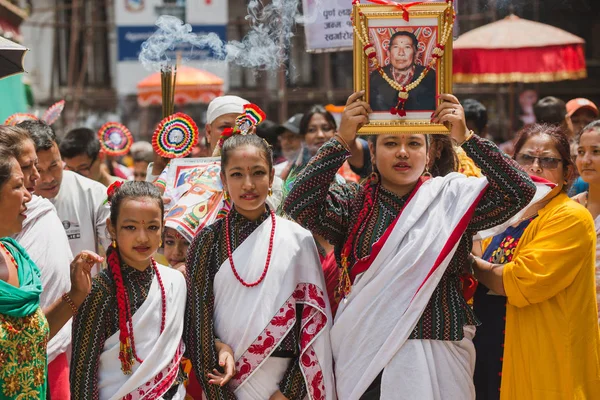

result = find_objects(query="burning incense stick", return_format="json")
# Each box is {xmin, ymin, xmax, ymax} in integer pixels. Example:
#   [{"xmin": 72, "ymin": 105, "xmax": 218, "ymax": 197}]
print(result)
[{"xmin": 160, "ymin": 63, "xmax": 178, "ymax": 118}]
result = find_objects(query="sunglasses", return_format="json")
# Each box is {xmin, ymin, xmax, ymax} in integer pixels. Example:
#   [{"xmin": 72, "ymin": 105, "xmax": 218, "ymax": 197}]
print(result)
[{"xmin": 515, "ymin": 153, "xmax": 562, "ymax": 169}]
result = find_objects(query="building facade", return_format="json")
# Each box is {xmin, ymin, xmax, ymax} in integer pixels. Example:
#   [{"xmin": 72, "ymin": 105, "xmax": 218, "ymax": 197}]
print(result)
[{"xmin": 17, "ymin": 0, "xmax": 600, "ymax": 140}]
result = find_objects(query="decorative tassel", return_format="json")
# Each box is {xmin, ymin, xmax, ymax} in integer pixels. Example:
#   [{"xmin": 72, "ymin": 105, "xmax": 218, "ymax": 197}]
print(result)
[
  {"xmin": 393, "ymin": 89, "xmax": 409, "ymax": 117},
  {"xmin": 336, "ymin": 252, "xmax": 353, "ymax": 300},
  {"xmin": 119, "ymin": 338, "xmax": 134, "ymax": 375}
]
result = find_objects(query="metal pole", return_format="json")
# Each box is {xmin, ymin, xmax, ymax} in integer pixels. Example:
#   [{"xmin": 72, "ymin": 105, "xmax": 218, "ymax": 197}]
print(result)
[{"xmin": 66, "ymin": 0, "xmax": 81, "ymax": 124}]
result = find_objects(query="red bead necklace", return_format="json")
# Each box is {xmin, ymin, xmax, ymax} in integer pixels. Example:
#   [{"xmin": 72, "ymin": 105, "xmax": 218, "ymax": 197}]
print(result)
[
  {"xmin": 225, "ymin": 209, "xmax": 276, "ymax": 287},
  {"xmin": 0, "ymin": 242, "xmax": 18, "ymax": 270},
  {"xmin": 126, "ymin": 258, "xmax": 167, "ymax": 363}
]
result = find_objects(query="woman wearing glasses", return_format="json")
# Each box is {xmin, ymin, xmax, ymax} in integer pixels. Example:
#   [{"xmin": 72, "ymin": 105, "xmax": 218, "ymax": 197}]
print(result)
[{"xmin": 471, "ymin": 123, "xmax": 600, "ymax": 400}]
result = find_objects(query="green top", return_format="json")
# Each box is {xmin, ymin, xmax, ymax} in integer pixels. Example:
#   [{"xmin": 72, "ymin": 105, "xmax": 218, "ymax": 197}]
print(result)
[
  {"xmin": 0, "ymin": 237, "xmax": 48, "ymax": 399},
  {"xmin": 0, "ymin": 238, "xmax": 42, "ymax": 317}
]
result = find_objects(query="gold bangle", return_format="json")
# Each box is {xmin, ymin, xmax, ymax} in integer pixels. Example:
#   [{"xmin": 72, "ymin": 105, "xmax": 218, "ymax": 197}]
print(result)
[
  {"xmin": 334, "ymin": 134, "xmax": 351, "ymax": 151},
  {"xmin": 62, "ymin": 293, "xmax": 78, "ymax": 315},
  {"xmin": 457, "ymin": 130, "xmax": 475, "ymax": 147}
]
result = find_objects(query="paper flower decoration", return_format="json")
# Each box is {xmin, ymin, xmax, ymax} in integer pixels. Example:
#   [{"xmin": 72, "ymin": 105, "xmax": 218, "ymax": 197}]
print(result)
[
  {"xmin": 152, "ymin": 112, "xmax": 199, "ymax": 159},
  {"xmin": 98, "ymin": 122, "xmax": 134, "ymax": 156},
  {"xmin": 4, "ymin": 113, "xmax": 37, "ymax": 126},
  {"xmin": 42, "ymin": 100, "xmax": 65, "ymax": 125}
]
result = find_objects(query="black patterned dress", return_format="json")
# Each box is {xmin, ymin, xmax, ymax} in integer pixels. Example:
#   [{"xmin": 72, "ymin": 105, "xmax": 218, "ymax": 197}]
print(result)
[
  {"xmin": 184, "ymin": 208, "xmax": 308, "ymax": 400},
  {"xmin": 283, "ymin": 134, "xmax": 536, "ymax": 398},
  {"xmin": 70, "ymin": 266, "xmax": 185, "ymax": 399}
]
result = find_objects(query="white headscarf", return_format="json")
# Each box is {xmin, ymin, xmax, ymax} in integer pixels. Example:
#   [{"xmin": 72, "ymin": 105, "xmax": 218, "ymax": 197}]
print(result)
[{"xmin": 206, "ymin": 95, "xmax": 249, "ymax": 124}]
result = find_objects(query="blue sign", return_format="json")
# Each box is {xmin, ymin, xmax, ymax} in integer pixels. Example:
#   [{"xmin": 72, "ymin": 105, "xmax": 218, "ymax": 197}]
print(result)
[{"xmin": 117, "ymin": 25, "xmax": 227, "ymax": 62}]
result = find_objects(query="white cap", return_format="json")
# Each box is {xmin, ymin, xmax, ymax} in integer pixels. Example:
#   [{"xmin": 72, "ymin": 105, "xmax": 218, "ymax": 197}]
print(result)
[{"xmin": 206, "ymin": 95, "xmax": 249, "ymax": 124}]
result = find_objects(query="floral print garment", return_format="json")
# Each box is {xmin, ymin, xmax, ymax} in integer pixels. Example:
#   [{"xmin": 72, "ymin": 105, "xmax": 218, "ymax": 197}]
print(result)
[{"xmin": 0, "ymin": 308, "xmax": 49, "ymax": 399}]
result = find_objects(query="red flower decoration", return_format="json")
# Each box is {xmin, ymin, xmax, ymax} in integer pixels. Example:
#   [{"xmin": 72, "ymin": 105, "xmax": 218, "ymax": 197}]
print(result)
[{"xmin": 107, "ymin": 181, "xmax": 123, "ymax": 202}]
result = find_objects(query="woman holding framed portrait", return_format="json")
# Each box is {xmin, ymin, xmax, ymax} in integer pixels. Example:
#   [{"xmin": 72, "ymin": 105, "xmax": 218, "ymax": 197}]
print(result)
[{"xmin": 284, "ymin": 91, "xmax": 536, "ymax": 400}]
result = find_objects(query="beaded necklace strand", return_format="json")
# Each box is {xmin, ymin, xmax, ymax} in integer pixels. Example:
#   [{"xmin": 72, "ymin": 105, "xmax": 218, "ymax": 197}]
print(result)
[
  {"xmin": 226, "ymin": 209, "xmax": 276, "ymax": 288},
  {"xmin": 118, "ymin": 258, "xmax": 167, "ymax": 374}
]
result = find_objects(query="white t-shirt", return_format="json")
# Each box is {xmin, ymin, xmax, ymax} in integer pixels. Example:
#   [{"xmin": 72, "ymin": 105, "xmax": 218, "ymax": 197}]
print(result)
[
  {"xmin": 14, "ymin": 195, "xmax": 73, "ymax": 362},
  {"xmin": 51, "ymin": 171, "xmax": 111, "ymax": 275}
]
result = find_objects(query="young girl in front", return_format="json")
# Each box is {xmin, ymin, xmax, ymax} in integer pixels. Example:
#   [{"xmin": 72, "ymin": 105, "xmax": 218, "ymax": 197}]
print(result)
[
  {"xmin": 184, "ymin": 133, "xmax": 336, "ymax": 400},
  {"xmin": 70, "ymin": 181, "xmax": 188, "ymax": 399}
]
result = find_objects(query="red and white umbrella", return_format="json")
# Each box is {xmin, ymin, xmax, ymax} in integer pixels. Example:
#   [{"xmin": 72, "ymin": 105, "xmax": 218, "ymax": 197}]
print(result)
[
  {"xmin": 453, "ymin": 15, "xmax": 586, "ymax": 84},
  {"xmin": 137, "ymin": 66, "xmax": 224, "ymax": 107}
]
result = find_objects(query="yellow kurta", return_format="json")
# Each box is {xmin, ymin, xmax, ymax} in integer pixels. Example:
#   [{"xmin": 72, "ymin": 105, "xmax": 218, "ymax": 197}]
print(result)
[{"xmin": 502, "ymin": 193, "xmax": 600, "ymax": 399}]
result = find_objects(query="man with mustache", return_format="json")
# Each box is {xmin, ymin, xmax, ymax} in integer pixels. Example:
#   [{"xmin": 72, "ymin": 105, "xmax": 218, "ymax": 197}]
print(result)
[
  {"xmin": 369, "ymin": 30, "xmax": 436, "ymax": 113},
  {"xmin": 17, "ymin": 120, "xmax": 110, "ymax": 276}
]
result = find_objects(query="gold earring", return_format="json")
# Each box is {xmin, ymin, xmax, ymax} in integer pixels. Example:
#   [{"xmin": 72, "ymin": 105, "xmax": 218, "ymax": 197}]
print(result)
[
  {"xmin": 423, "ymin": 167, "xmax": 432, "ymax": 178},
  {"xmin": 268, "ymin": 187, "xmax": 273, "ymax": 196},
  {"xmin": 112, "ymin": 239, "xmax": 117, "ymax": 248},
  {"xmin": 370, "ymin": 171, "xmax": 380, "ymax": 184},
  {"xmin": 223, "ymin": 190, "xmax": 230, "ymax": 201},
  {"xmin": 159, "ymin": 239, "xmax": 163, "ymax": 247}
]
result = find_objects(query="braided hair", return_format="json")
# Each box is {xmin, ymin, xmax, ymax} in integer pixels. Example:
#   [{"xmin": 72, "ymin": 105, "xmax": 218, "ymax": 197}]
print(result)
[
  {"xmin": 337, "ymin": 134, "xmax": 447, "ymax": 298},
  {"xmin": 106, "ymin": 181, "xmax": 164, "ymax": 374}
]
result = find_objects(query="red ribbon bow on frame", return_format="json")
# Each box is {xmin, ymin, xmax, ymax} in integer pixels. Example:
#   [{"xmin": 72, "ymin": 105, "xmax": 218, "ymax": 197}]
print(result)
[{"xmin": 366, "ymin": 0, "xmax": 426, "ymax": 21}]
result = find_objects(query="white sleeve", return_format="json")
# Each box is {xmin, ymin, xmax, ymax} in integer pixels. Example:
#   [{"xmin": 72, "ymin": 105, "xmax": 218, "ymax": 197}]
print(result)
[
  {"xmin": 17, "ymin": 210, "xmax": 74, "ymax": 361},
  {"xmin": 93, "ymin": 187, "xmax": 111, "ymax": 251}
]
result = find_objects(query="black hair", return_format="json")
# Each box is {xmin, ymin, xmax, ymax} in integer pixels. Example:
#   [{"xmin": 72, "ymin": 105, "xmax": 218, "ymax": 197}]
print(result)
[
  {"xmin": 221, "ymin": 134, "xmax": 273, "ymax": 171},
  {"xmin": 429, "ymin": 135, "xmax": 458, "ymax": 177},
  {"xmin": 0, "ymin": 149, "xmax": 16, "ymax": 189},
  {"xmin": 0, "ymin": 125, "xmax": 33, "ymax": 158},
  {"xmin": 256, "ymin": 120, "xmax": 282, "ymax": 160},
  {"xmin": 388, "ymin": 30, "xmax": 418, "ymax": 53},
  {"xmin": 108, "ymin": 181, "xmax": 164, "ymax": 226},
  {"xmin": 17, "ymin": 119, "xmax": 57, "ymax": 152},
  {"xmin": 534, "ymin": 96, "xmax": 567, "ymax": 125},
  {"xmin": 299, "ymin": 106, "xmax": 337, "ymax": 136},
  {"xmin": 463, "ymin": 99, "xmax": 488, "ymax": 135},
  {"xmin": 59, "ymin": 127, "xmax": 100, "ymax": 160}
]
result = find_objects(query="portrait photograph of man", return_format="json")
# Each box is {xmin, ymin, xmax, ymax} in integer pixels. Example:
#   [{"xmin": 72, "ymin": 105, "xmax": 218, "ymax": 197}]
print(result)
[{"xmin": 368, "ymin": 27, "xmax": 438, "ymax": 115}]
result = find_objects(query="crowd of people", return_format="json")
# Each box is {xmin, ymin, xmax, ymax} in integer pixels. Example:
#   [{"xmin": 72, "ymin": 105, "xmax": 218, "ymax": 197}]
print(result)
[{"xmin": 0, "ymin": 90, "xmax": 599, "ymax": 400}]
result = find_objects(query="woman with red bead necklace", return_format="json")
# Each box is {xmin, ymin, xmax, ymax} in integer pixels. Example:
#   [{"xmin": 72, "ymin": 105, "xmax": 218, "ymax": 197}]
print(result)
[
  {"xmin": 70, "ymin": 181, "xmax": 197, "ymax": 399},
  {"xmin": 185, "ymin": 133, "xmax": 336, "ymax": 400},
  {"xmin": 284, "ymin": 92, "xmax": 536, "ymax": 400}
]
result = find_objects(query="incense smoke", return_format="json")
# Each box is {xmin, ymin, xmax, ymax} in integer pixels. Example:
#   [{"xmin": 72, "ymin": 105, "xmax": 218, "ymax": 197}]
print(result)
[
  {"xmin": 139, "ymin": 15, "xmax": 225, "ymax": 71},
  {"xmin": 140, "ymin": 0, "xmax": 330, "ymax": 72}
]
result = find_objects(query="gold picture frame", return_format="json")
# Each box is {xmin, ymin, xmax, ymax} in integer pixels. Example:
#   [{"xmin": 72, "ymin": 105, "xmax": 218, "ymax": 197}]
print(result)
[{"xmin": 353, "ymin": 2, "xmax": 454, "ymax": 134}]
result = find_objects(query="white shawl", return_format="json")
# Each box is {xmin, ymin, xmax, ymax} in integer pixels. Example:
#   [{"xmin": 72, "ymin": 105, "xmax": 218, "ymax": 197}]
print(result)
[
  {"xmin": 98, "ymin": 265, "xmax": 187, "ymax": 400},
  {"xmin": 213, "ymin": 216, "xmax": 336, "ymax": 400},
  {"xmin": 332, "ymin": 173, "xmax": 488, "ymax": 400}
]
